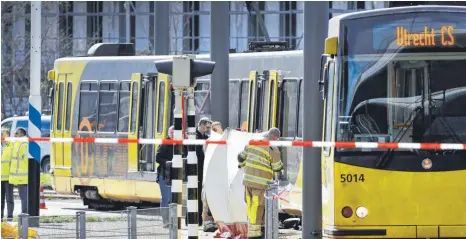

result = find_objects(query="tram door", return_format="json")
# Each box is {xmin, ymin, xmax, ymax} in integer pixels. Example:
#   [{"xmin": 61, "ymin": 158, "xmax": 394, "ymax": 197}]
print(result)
[
  {"xmin": 246, "ymin": 70, "xmax": 279, "ymax": 133},
  {"xmin": 128, "ymin": 73, "xmax": 142, "ymax": 172},
  {"xmin": 53, "ymin": 76, "xmax": 65, "ymax": 169},
  {"xmin": 153, "ymin": 73, "xmax": 171, "ymax": 171},
  {"xmin": 388, "ymin": 60, "xmax": 429, "ymax": 142},
  {"xmin": 139, "ymin": 74, "xmax": 156, "ymax": 172}
]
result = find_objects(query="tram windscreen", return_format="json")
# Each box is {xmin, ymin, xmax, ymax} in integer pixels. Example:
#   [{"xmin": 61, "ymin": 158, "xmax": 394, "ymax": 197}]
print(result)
[{"xmin": 337, "ymin": 12, "xmax": 466, "ymax": 151}]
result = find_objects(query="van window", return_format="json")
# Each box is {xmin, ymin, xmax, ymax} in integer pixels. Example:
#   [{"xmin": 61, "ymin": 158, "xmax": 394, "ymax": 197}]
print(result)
[
  {"xmin": 1, "ymin": 121, "xmax": 13, "ymax": 134},
  {"xmin": 16, "ymin": 121, "xmax": 28, "ymax": 130},
  {"xmin": 14, "ymin": 120, "xmax": 50, "ymax": 137},
  {"xmin": 41, "ymin": 121, "xmax": 51, "ymax": 137}
]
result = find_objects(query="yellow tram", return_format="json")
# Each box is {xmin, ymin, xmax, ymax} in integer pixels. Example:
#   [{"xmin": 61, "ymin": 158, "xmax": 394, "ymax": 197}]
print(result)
[
  {"xmin": 47, "ymin": 45, "xmax": 305, "ymax": 210},
  {"xmin": 320, "ymin": 6, "xmax": 466, "ymax": 238}
]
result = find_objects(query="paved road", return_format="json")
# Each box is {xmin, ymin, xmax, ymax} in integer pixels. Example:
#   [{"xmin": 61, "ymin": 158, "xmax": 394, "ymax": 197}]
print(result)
[{"xmin": 7, "ymin": 199, "xmax": 301, "ymax": 238}]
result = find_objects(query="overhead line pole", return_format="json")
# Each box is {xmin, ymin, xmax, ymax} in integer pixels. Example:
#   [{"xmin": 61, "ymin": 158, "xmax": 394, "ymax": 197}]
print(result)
[
  {"xmin": 302, "ymin": 1, "xmax": 328, "ymax": 239},
  {"xmin": 210, "ymin": 1, "xmax": 230, "ymax": 127},
  {"xmin": 28, "ymin": 1, "xmax": 43, "ymax": 227}
]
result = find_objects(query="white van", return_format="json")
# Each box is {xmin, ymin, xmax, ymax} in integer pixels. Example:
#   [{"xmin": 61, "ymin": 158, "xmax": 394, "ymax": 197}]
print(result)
[{"xmin": 1, "ymin": 115, "xmax": 51, "ymax": 172}]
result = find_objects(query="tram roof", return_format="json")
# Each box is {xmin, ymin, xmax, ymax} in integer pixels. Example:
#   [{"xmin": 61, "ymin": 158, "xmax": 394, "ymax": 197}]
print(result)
[{"xmin": 55, "ymin": 50, "xmax": 303, "ymax": 63}]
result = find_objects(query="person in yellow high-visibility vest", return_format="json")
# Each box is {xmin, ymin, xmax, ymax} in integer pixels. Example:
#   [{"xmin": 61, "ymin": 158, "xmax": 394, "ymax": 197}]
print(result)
[
  {"xmin": 1, "ymin": 129, "xmax": 14, "ymax": 221},
  {"xmin": 9, "ymin": 128, "xmax": 28, "ymax": 214},
  {"xmin": 238, "ymin": 128, "xmax": 283, "ymax": 239}
]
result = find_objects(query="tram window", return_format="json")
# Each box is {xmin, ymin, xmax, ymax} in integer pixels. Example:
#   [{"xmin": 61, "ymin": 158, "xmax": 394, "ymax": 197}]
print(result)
[
  {"xmin": 324, "ymin": 61, "xmax": 335, "ymax": 154},
  {"xmin": 195, "ymin": 89, "xmax": 211, "ymax": 122},
  {"xmin": 248, "ymin": 80, "xmax": 255, "ymax": 129},
  {"xmin": 98, "ymin": 82, "xmax": 117, "ymax": 132},
  {"xmin": 78, "ymin": 82, "xmax": 98, "ymax": 132},
  {"xmin": 282, "ymin": 80, "xmax": 299, "ymax": 137},
  {"xmin": 229, "ymin": 80, "xmax": 240, "ymax": 128},
  {"xmin": 269, "ymin": 80, "xmax": 276, "ymax": 128},
  {"xmin": 157, "ymin": 81, "xmax": 165, "ymax": 134},
  {"xmin": 65, "ymin": 82, "xmax": 73, "ymax": 131},
  {"xmin": 260, "ymin": 80, "xmax": 270, "ymax": 130},
  {"xmin": 57, "ymin": 82, "xmax": 64, "ymax": 131},
  {"xmin": 130, "ymin": 82, "xmax": 139, "ymax": 134},
  {"xmin": 297, "ymin": 81, "xmax": 303, "ymax": 138},
  {"xmin": 240, "ymin": 81, "xmax": 249, "ymax": 128},
  {"xmin": 50, "ymin": 82, "xmax": 56, "ymax": 132},
  {"xmin": 118, "ymin": 82, "xmax": 131, "ymax": 133}
]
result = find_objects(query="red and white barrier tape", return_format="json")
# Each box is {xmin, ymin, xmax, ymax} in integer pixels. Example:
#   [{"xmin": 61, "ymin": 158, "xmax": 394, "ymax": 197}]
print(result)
[{"xmin": 2, "ymin": 137, "xmax": 466, "ymax": 150}]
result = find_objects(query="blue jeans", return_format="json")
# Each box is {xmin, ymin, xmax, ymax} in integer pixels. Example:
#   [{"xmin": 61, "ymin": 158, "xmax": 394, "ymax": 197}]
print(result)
[
  {"xmin": 158, "ymin": 175, "xmax": 171, "ymax": 207},
  {"xmin": 1, "ymin": 181, "xmax": 14, "ymax": 221},
  {"xmin": 17, "ymin": 185, "xmax": 28, "ymax": 214},
  {"xmin": 158, "ymin": 175, "xmax": 171, "ymax": 224}
]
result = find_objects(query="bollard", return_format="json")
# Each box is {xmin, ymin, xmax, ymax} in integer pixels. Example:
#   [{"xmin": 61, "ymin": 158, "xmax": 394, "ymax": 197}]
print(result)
[
  {"xmin": 127, "ymin": 206, "xmax": 137, "ymax": 239},
  {"xmin": 265, "ymin": 182, "xmax": 279, "ymax": 239},
  {"xmin": 169, "ymin": 203, "xmax": 178, "ymax": 239},
  {"xmin": 76, "ymin": 211, "xmax": 86, "ymax": 239},
  {"xmin": 18, "ymin": 213, "xmax": 29, "ymax": 239}
]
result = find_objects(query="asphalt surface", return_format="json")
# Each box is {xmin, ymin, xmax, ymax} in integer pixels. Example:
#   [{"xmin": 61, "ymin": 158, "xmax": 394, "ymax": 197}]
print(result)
[{"xmin": 6, "ymin": 198, "xmax": 301, "ymax": 238}]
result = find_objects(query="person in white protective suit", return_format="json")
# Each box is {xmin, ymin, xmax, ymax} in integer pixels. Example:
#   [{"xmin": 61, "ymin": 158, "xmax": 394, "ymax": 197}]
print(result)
[{"xmin": 202, "ymin": 121, "xmax": 223, "ymax": 232}]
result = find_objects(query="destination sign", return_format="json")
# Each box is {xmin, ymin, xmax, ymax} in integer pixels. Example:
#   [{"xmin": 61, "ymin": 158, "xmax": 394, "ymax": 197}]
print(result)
[
  {"xmin": 396, "ymin": 26, "xmax": 455, "ymax": 47},
  {"xmin": 343, "ymin": 13, "xmax": 466, "ymax": 55}
]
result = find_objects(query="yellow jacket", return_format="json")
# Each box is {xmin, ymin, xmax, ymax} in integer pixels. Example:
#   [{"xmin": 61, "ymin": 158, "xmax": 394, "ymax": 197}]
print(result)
[
  {"xmin": 1, "ymin": 142, "xmax": 13, "ymax": 181},
  {"xmin": 9, "ymin": 141, "xmax": 28, "ymax": 185},
  {"xmin": 238, "ymin": 140, "xmax": 283, "ymax": 190}
]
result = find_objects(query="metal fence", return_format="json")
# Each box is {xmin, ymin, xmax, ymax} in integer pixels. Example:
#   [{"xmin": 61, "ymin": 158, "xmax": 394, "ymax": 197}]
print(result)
[
  {"xmin": 7, "ymin": 204, "xmax": 180, "ymax": 239},
  {"xmin": 265, "ymin": 181, "xmax": 280, "ymax": 239},
  {"xmin": 7, "ymin": 185, "xmax": 282, "ymax": 239}
]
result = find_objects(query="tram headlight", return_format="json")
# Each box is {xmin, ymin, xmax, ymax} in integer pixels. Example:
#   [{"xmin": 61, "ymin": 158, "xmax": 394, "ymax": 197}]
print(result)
[
  {"xmin": 422, "ymin": 158, "xmax": 432, "ymax": 170},
  {"xmin": 341, "ymin": 206, "xmax": 353, "ymax": 218},
  {"xmin": 356, "ymin": 206, "xmax": 369, "ymax": 219}
]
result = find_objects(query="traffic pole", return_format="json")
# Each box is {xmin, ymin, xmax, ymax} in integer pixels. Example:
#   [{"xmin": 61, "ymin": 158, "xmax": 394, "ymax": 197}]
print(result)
[
  {"xmin": 186, "ymin": 87, "xmax": 199, "ymax": 238},
  {"xmin": 28, "ymin": 1, "xmax": 42, "ymax": 227}
]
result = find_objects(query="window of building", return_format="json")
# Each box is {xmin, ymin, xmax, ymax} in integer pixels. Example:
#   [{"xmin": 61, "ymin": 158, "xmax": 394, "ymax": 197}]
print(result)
[
  {"xmin": 98, "ymin": 82, "xmax": 118, "ymax": 133},
  {"xmin": 87, "ymin": 1, "xmax": 103, "ymax": 47},
  {"xmin": 247, "ymin": 1, "xmax": 266, "ymax": 42},
  {"xmin": 118, "ymin": 82, "xmax": 131, "ymax": 133},
  {"xmin": 280, "ymin": 1, "xmax": 297, "ymax": 49},
  {"xmin": 149, "ymin": 1, "xmax": 155, "ymax": 52},
  {"xmin": 78, "ymin": 82, "xmax": 99, "ymax": 132},
  {"xmin": 119, "ymin": 2, "xmax": 136, "ymax": 44},
  {"xmin": 183, "ymin": 1, "xmax": 200, "ymax": 54},
  {"xmin": 58, "ymin": 2, "xmax": 73, "ymax": 56}
]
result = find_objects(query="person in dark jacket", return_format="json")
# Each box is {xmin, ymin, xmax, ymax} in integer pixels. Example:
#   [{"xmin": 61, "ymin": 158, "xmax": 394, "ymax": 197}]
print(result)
[
  {"xmin": 156, "ymin": 125, "xmax": 175, "ymax": 228},
  {"xmin": 195, "ymin": 117, "xmax": 212, "ymax": 226}
]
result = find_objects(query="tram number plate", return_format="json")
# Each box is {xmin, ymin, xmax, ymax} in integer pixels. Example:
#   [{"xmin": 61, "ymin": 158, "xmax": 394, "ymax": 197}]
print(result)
[{"xmin": 340, "ymin": 174, "xmax": 365, "ymax": 183}]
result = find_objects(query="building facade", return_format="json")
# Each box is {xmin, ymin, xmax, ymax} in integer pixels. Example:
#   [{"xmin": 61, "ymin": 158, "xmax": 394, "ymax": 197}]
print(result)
[{"xmin": 1, "ymin": 1, "xmax": 386, "ymax": 116}]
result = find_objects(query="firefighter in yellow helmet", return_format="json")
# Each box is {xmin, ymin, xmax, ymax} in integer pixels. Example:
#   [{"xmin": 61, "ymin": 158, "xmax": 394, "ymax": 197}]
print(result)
[
  {"xmin": 238, "ymin": 127, "xmax": 283, "ymax": 239},
  {"xmin": 1, "ymin": 129, "xmax": 14, "ymax": 221},
  {"xmin": 9, "ymin": 128, "xmax": 28, "ymax": 214}
]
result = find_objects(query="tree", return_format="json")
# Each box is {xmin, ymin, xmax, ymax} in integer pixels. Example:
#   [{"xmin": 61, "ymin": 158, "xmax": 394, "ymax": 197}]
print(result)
[{"xmin": 1, "ymin": 2, "xmax": 73, "ymax": 117}]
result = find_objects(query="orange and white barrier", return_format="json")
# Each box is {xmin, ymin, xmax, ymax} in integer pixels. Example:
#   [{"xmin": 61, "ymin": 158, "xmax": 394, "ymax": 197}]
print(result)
[
  {"xmin": 40, "ymin": 186, "xmax": 47, "ymax": 210},
  {"xmin": 2, "ymin": 136, "xmax": 466, "ymax": 150}
]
